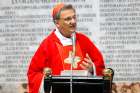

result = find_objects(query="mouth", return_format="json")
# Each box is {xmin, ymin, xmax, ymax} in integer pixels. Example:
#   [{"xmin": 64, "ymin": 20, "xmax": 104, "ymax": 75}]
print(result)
[{"xmin": 70, "ymin": 25, "xmax": 76, "ymax": 29}]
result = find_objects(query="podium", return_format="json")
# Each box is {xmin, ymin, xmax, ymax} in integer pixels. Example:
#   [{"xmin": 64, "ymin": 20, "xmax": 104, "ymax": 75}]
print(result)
[{"xmin": 44, "ymin": 76, "xmax": 112, "ymax": 93}]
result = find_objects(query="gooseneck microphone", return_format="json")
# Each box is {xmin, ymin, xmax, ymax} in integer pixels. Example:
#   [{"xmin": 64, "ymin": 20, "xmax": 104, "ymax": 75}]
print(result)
[
  {"xmin": 70, "ymin": 32, "xmax": 76, "ymax": 93},
  {"xmin": 71, "ymin": 32, "xmax": 76, "ymax": 58}
]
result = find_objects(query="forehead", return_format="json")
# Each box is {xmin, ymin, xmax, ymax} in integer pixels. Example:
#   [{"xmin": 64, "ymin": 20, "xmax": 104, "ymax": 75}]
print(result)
[{"xmin": 60, "ymin": 9, "xmax": 75, "ymax": 18}]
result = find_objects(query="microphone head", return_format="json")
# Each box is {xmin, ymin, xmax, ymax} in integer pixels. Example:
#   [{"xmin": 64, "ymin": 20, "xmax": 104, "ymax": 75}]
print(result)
[
  {"xmin": 71, "ymin": 32, "xmax": 76, "ymax": 36},
  {"xmin": 71, "ymin": 32, "xmax": 76, "ymax": 45}
]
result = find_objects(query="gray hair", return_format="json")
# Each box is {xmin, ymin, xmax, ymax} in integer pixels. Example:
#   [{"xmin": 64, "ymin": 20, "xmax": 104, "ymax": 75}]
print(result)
[{"xmin": 53, "ymin": 4, "xmax": 75, "ymax": 22}]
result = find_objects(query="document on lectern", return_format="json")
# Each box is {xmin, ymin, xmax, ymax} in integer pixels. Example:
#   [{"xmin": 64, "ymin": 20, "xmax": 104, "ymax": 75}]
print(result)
[{"xmin": 60, "ymin": 70, "xmax": 92, "ymax": 76}]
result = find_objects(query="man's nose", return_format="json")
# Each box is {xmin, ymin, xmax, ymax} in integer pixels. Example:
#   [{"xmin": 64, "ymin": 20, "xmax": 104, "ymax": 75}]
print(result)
[{"xmin": 71, "ymin": 17, "xmax": 76, "ymax": 24}]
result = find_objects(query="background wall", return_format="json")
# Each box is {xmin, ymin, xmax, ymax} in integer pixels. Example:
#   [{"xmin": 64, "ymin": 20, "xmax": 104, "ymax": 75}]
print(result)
[{"xmin": 0, "ymin": 0, "xmax": 140, "ymax": 93}]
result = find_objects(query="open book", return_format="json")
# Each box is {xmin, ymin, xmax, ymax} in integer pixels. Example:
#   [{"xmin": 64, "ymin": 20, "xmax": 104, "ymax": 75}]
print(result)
[{"xmin": 61, "ymin": 70, "xmax": 92, "ymax": 76}]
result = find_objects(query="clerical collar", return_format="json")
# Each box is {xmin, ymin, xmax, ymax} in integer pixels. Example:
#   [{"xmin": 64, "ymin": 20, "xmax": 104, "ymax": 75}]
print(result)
[{"xmin": 54, "ymin": 28, "xmax": 72, "ymax": 46}]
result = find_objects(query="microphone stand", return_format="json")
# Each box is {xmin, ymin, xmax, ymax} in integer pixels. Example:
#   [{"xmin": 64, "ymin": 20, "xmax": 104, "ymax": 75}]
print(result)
[{"xmin": 70, "ymin": 32, "xmax": 76, "ymax": 93}]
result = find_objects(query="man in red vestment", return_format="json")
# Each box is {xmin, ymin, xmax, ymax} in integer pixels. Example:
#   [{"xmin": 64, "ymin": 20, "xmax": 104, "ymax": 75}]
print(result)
[{"xmin": 27, "ymin": 3, "xmax": 105, "ymax": 93}]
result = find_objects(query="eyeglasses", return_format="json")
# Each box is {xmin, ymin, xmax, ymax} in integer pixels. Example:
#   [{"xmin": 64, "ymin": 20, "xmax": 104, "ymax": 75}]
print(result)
[{"xmin": 60, "ymin": 15, "xmax": 76, "ymax": 22}]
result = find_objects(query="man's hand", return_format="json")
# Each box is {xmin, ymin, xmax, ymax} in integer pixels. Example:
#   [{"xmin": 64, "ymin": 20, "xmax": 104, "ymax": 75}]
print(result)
[{"xmin": 80, "ymin": 53, "xmax": 93, "ymax": 73}]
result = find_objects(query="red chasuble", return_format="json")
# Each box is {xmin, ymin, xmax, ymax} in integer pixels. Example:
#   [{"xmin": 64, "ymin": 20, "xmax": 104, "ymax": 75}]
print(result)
[
  {"xmin": 27, "ymin": 30, "xmax": 105, "ymax": 93},
  {"xmin": 56, "ymin": 42, "xmax": 84, "ymax": 70}
]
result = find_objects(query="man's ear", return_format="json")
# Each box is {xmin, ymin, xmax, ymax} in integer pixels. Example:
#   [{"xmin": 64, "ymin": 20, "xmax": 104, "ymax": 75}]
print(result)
[{"xmin": 55, "ymin": 20, "xmax": 60, "ymax": 27}]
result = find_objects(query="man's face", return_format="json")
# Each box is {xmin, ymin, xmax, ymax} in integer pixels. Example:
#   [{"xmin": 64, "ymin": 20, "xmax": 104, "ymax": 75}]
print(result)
[{"xmin": 56, "ymin": 9, "xmax": 77, "ymax": 38}]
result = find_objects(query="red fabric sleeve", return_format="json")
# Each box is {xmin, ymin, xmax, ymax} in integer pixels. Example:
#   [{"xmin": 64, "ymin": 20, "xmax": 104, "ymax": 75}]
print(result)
[
  {"xmin": 77, "ymin": 33, "xmax": 105, "ymax": 76},
  {"xmin": 27, "ymin": 39, "xmax": 50, "ymax": 93}
]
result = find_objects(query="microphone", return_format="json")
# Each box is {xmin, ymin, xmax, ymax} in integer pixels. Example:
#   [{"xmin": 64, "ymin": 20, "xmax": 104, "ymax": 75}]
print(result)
[
  {"xmin": 71, "ymin": 32, "xmax": 76, "ymax": 57},
  {"xmin": 70, "ymin": 32, "xmax": 76, "ymax": 93}
]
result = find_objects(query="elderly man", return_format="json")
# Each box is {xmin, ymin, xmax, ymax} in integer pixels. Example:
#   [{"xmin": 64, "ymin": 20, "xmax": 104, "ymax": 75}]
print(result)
[{"xmin": 27, "ymin": 3, "xmax": 105, "ymax": 93}]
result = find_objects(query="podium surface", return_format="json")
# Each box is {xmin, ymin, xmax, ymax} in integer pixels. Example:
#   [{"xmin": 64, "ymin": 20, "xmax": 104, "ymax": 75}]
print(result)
[{"xmin": 44, "ymin": 76, "xmax": 111, "ymax": 93}]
